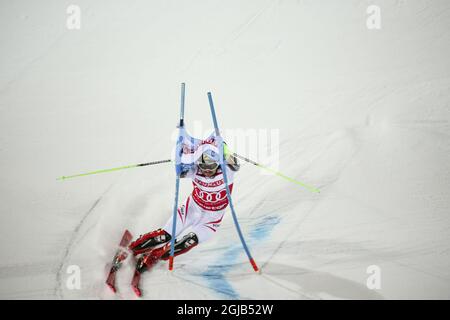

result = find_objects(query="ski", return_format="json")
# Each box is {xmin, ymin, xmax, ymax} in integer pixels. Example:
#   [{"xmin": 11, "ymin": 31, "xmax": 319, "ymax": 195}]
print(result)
[
  {"xmin": 131, "ymin": 270, "xmax": 142, "ymax": 297},
  {"xmin": 105, "ymin": 229, "xmax": 133, "ymax": 293},
  {"xmin": 131, "ymin": 252, "xmax": 156, "ymax": 297},
  {"xmin": 131, "ymin": 245, "xmax": 168, "ymax": 297}
]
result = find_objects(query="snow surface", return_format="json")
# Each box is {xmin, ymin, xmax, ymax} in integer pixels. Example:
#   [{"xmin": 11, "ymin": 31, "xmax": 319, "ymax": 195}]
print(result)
[{"xmin": 0, "ymin": 0, "xmax": 449, "ymax": 299}]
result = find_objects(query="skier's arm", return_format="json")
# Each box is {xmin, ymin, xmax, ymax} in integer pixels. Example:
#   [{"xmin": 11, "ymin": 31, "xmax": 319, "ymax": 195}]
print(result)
[
  {"xmin": 180, "ymin": 164, "xmax": 195, "ymax": 178},
  {"xmin": 226, "ymin": 154, "xmax": 240, "ymax": 172},
  {"xmin": 224, "ymin": 144, "xmax": 240, "ymax": 172}
]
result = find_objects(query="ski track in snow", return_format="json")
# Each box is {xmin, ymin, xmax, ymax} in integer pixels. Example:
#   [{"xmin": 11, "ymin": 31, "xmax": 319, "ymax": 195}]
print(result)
[
  {"xmin": 199, "ymin": 215, "xmax": 281, "ymax": 299},
  {"xmin": 54, "ymin": 182, "xmax": 115, "ymax": 298}
]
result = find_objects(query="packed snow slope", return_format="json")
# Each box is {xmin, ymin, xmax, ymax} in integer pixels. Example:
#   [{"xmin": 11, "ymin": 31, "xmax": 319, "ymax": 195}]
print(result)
[{"xmin": 0, "ymin": 0, "xmax": 449, "ymax": 299}]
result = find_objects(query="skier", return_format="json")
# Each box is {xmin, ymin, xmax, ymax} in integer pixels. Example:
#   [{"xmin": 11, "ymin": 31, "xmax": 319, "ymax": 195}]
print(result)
[{"xmin": 128, "ymin": 145, "xmax": 240, "ymax": 273}]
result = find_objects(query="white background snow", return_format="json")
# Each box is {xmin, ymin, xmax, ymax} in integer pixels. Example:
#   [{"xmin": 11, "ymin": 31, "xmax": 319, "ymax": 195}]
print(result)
[{"xmin": 0, "ymin": 0, "xmax": 449, "ymax": 299}]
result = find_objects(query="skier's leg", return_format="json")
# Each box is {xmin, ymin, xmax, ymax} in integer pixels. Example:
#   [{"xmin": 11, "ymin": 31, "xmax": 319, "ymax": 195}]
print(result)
[
  {"xmin": 138, "ymin": 210, "xmax": 224, "ymax": 270},
  {"xmin": 162, "ymin": 195, "xmax": 196, "ymax": 240},
  {"xmin": 129, "ymin": 228, "xmax": 171, "ymax": 255},
  {"xmin": 135, "ymin": 204, "xmax": 221, "ymax": 273},
  {"xmin": 129, "ymin": 196, "xmax": 195, "ymax": 255},
  {"xmin": 160, "ymin": 232, "xmax": 199, "ymax": 260},
  {"xmin": 135, "ymin": 232, "xmax": 199, "ymax": 272},
  {"xmin": 191, "ymin": 210, "xmax": 225, "ymax": 243}
]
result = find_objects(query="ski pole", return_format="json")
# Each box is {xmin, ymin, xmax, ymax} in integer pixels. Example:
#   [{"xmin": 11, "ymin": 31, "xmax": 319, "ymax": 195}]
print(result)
[
  {"xmin": 57, "ymin": 159, "xmax": 172, "ymax": 181},
  {"xmin": 168, "ymin": 82, "xmax": 185, "ymax": 271},
  {"xmin": 207, "ymin": 92, "xmax": 260, "ymax": 273},
  {"xmin": 231, "ymin": 152, "xmax": 320, "ymax": 194}
]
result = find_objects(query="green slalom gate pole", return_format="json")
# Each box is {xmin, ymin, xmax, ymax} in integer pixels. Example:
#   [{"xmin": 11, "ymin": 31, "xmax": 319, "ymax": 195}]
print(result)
[{"xmin": 57, "ymin": 159, "xmax": 172, "ymax": 181}]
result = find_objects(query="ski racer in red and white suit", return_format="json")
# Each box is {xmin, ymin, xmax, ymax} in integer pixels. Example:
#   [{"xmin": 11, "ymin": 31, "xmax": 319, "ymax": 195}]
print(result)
[{"xmin": 129, "ymin": 148, "xmax": 240, "ymax": 272}]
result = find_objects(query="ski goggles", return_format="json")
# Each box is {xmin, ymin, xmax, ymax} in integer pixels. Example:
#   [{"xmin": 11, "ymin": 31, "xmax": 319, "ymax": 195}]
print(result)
[{"xmin": 198, "ymin": 162, "xmax": 219, "ymax": 172}]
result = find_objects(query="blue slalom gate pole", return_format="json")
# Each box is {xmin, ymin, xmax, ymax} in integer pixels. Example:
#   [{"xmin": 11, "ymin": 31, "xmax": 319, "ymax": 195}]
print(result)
[
  {"xmin": 169, "ymin": 83, "xmax": 185, "ymax": 270},
  {"xmin": 207, "ymin": 92, "xmax": 259, "ymax": 273}
]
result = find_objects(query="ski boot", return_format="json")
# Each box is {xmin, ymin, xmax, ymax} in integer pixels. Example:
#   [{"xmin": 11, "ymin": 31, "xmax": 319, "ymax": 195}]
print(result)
[
  {"xmin": 130, "ymin": 233, "xmax": 199, "ymax": 297},
  {"xmin": 136, "ymin": 244, "xmax": 170, "ymax": 273},
  {"xmin": 128, "ymin": 228, "xmax": 171, "ymax": 256}
]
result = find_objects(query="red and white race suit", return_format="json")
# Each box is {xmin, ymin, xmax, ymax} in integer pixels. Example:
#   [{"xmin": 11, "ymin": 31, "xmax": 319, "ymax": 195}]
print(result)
[{"xmin": 163, "ymin": 166, "xmax": 236, "ymax": 243}]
